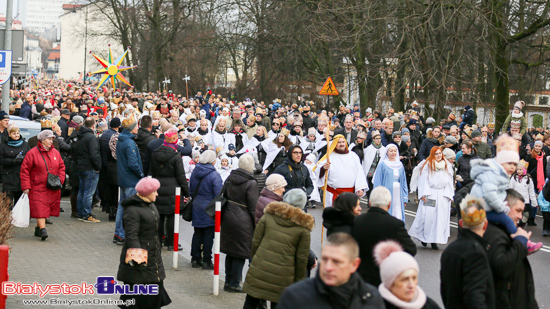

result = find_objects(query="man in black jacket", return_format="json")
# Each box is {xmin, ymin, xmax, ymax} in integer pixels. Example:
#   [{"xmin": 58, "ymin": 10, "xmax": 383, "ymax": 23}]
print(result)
[
  {"xmin": 301, "ymin": 105, "xmax": 316, "ymax": 132},
  {"xmin": 440, "ymin": 194, "xmax": 495, "ymax": 309},
  {"xmin": 278, "ymin": 233, "xmax": 384, "ymax": 309},
  {"xmin": 334, "ymin": 115, "xmax": 357, "ymax": 146},
  {"xmin": 483, "ymin": 189, "xmax": 538, "ymax": 309},
  {"xmin": 135, "ymin": 115, "xmax": 158, "ymax": 166},
  {"xmin": 351, "ymin": 186, "xmax": 416, "ymax": 287},
  {"xmin": 58, "ymin": 109, "xmax": 71, "ymax": 140},
  {"xmin": 98, "ymin": 118, "xmax": 121, "ymax": 221},
  {"xmin": 73, "ymin": 117, "xmax": 101, "ymax": 222},
  {"xmin": 273, "ymin": 145, "xmax": 313, "ymax": 198}
]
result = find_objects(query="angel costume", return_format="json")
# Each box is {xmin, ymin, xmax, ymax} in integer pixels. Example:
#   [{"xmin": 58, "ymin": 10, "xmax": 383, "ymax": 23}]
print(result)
[
  {"xmin": 373, "ymin": 144, "xmax": 408, "ymax": 222},
  {"xmin": 408, "ymin": 159, "xmax": 454, "ymax": 244},
  {"xmin": 314, "ymin": 135, "xmax": 369, "ymax": 207}
]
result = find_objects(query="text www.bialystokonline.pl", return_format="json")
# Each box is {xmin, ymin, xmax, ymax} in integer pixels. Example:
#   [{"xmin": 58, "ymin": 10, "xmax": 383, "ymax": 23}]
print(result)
[{"xmin": 22, "ymin": 298, "xmax": 136, "ymax": 306}]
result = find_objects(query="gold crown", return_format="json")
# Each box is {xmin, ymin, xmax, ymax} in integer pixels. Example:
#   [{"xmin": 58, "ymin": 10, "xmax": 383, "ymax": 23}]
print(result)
[
  {"xmin": 280, "ymin": 128, "xmax": 290, "ymax": 137},
  {"xmin": 495, "ymin": 135, "xmax": 519, "ymax": 153},
  {"xmin": 459, "ymin": 195, "xmax": 487, "ymax": 226},
  {"xmin": 487, "ymin": 123, "xmax": 495, "ymax": 129},
  {"xmin": 40, "ymin": 119, "xmax": 52, "ymax": 128},
  {"xmin": 519, "ymin": 159, "xmax": 529, "ymax": 169}
]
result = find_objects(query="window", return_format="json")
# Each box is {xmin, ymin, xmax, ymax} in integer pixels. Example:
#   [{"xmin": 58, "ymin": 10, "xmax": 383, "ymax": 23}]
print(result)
[{"xmin": 540, "ymin": 96, "xmax": 549, "ymax": 105}]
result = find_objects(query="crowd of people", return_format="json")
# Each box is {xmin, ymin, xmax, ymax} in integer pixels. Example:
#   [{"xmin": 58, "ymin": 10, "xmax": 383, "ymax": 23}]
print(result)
[{"xmin": 0, "ymin": 80, "xmax": 546, "ymax": 308}]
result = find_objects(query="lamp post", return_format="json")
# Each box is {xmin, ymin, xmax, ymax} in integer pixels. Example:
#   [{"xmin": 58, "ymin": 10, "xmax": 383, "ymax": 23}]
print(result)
[{"xmin": 83, "ymin": 6, "xmax": 88, "ymax": 83}]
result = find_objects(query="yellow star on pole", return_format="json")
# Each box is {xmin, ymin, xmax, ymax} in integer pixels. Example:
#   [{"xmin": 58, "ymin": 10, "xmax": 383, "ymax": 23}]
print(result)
[{"xmin": 90, "ymin": 45, "xmax": 135, "ymax": 91}]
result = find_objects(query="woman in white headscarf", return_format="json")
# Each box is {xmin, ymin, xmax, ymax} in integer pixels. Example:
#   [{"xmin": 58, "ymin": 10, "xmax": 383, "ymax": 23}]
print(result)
[{"xmin": 373, "ymin": 143, "xmax": 408, "ymax": 221}]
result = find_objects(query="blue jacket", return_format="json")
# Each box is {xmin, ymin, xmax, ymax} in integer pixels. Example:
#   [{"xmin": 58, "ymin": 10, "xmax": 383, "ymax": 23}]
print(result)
[
  {"xmin": 189, "ymin": 163, "xmax": 223, "ymax": 228},
  {"xmin": 201, "ymin": 103, "xmax": 212, "ymax": 120},
  {"xmin": 539, "ymin": 181, "xmax": 550, "ymax": 212},
  {"xmin": 418, "ymin": 138, "xmax": 438, "ymax": 161},
  {"xmin": 470, "ymin": 158, "xmax": 509, "ymax": 213},
  {"xmin": 116, "ymin": 129, "xmax": 144, "ymax": 188},
  {"xmin": 19, "ymin": 102, "xmax": 32, "ymax": 120}
]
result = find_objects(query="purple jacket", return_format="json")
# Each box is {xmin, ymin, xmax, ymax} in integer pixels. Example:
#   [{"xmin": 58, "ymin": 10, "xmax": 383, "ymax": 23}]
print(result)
[{"xmin": 255, "ymin": 187, "xmax": 283, "ymax": 224}]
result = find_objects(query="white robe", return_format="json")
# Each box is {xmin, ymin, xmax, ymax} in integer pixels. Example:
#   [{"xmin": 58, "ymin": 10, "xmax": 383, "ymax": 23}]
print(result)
[
  {"xmin": 315, "ymin": 151, "xmax": 369, "ymax": 207},
  {"xmin": 408, "ymin": 163, "xmax": 454, "ymax": 244},
  {"xmin": 224, "ymin": 132, "xmax": 249, "ymax": 152},
  {"xmin": 305, "ymin": 162, "xmax": 321, "ymax": 202},
  {"xmin": 238, "ymin": 137, "xmax": 262, "ymax": 154},
  {"xmin": 211, "ymin": 131, "xmax": 227, "ymax": 150},
  {"xmin": 362, "ymin": 144, "xmax": 387, "ymax": 178}
]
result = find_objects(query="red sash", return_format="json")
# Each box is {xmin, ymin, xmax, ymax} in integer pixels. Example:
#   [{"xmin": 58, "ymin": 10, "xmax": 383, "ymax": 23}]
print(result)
[{"xmin": 326, "ymin": 186, "xmax": 355, "ymax": 203}]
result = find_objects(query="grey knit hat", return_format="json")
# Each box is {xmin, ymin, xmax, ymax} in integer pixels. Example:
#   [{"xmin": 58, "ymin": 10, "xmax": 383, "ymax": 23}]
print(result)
[
  {"xmin": 239, "ymin": 154, "xmax": 255, "ymax": 172},
  {"xmin": 444, "ymin": 135, "xmax": 458, "ymax": 145},
  {"xmin": 199, "ymin": 150, "xmax": 217, "ymax": 164},
  {"xmin": 283, "ymin": 189, "xmax": 308, "ymax": 209}
]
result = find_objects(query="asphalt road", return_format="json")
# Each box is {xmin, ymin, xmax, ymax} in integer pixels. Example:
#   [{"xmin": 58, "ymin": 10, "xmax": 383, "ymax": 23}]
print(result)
[{"xmin": 177, "ymin": 194, "xmax": 550, "ymax": 307}]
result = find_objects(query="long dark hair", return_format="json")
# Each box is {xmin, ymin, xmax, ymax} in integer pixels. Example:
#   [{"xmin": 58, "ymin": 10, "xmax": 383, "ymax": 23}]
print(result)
[{"xmin": 333, "ymin": 192, "xmax": 359, "ymax": 214}]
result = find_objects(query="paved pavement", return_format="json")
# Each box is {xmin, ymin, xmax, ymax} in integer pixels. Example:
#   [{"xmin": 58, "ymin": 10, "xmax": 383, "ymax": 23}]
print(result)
[{"xmin": 5, "ymin": 198, "xmax": 245, "ymax": 309}]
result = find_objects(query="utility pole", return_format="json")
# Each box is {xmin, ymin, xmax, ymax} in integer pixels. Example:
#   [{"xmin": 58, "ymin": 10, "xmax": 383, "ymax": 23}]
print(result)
[{"xmin": 2, "ymin": 0, "xmax": 13, "ymax": 113}]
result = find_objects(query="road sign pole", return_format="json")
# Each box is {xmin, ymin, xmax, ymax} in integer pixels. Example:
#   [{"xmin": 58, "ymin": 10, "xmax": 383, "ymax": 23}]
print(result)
[{"xmin": 1, "ymin": 0, "xmax": 13, "ymax": 113}]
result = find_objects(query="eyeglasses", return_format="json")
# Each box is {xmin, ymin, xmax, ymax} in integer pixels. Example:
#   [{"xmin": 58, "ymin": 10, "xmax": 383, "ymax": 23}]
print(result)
[{"xmin": 292, "ymin": 151, "xmax": 303, "ymax": 155}]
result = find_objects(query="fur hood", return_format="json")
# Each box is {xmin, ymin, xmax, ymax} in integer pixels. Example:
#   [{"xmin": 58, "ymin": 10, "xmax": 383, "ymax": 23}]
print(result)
[{"xmin": 264, "ymin": 201, "xmax": 315, "ymax": 231}]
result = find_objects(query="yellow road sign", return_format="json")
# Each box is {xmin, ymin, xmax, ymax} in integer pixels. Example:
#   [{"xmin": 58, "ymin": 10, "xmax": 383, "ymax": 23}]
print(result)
[{"xmin": 319, "ymin": 77, "xmax": 339, "ymax": 96}]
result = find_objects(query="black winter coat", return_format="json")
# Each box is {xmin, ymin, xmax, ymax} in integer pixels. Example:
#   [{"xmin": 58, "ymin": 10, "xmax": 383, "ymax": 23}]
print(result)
[
  {"xmin": 100, "ymin": 128, "xmax": 117, "ymax": 168},
  {"xmin": 351, "ymin": 142, "xmax": 366, "ymax": 164},
  {"xmin": 144, "ymin": 135, "xmax": 192, "ymax": 173},
  {"xmin": 73, "ymin": 126, "xmax": 101, "ymax": 172},
  {"xmin": 351, "ymin": 207, "xmax": 417, "ymax": 287},
  {"xmin": 220, "ymin": 168, "xmax": 259, "ymax": 259},
  {"xmin": 322, "ymin": 207, "xmax": 354, "ymax": 236},
  {"xmin": 278, "ymin": 272, "xmax": 385, "ymax": 309},
  {"xmin": 149, "ymin": 146, "xmax": 189, "ymax": 214},
  {"xmin": 273, "ymin": 157, "xmax": 314, "ymax": 196},
  {"xmin": 418, "ymin": 138, "xmax": 439, "ymax": 161},
  {"xmin": 253, "ymin": 163, "xmax": 266, "ymax": 194},
  {"xmin": 117, "ymin": 194, "xmax": 165, "ymax": 284},
  {"xmin": 57, "ymin": 116, "xmax": 69, "ymax": 140},
  {"xmin": 456, "ymin": 153, "xmax": 479, "ymax": 186},
  {"xmin": 135, "ymin": 128, "xmax": 156, "ymax": 166},
  {"xmin": 483, "ymin": 223, "xmax": 538, "ymax": 309},
  {"xmin": 0, "ymin": 137, "xmax": 30, "ymax": 191},
  {"xmin": 67, "ymin": 129, "xmax": 80, "ymax": 188},
  {"xmin": 440, "ymin": 229, "xmax": 495, "ymax": 309}
]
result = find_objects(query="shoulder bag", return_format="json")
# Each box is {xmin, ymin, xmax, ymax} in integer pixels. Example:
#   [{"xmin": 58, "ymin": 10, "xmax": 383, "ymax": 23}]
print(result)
[
  {"xmin": 205, "ymin": 180, "xmax": 230, "ymax": 219},
  {"xmin": 181, "ymin": 177, "xmax": 203, "ymax": 222},
  {"xmin": 39, "ymin": 151, "xmax": 62, "ymax": 190}
]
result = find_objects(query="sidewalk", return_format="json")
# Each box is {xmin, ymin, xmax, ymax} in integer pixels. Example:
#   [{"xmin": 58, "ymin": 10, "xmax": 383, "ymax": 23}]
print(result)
[{"xmin": 5, "ymin": 198, "xmax": 245, "ymax": 308}]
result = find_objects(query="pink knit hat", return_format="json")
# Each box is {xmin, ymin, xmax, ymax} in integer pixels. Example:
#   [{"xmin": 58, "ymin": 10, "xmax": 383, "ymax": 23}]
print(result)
[
  {"xmin": 135, "ymin": 177, "xmax": 161, "ymax": 196},
  {"xmin": 374, "ymin": 241, "xmax": 419, "ymax": 289}
]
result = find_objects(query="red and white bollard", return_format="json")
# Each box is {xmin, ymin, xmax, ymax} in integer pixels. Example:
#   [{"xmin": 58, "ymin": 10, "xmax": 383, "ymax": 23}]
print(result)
[
  {"xmin": 213, "ymin": 201, "xmax": 221, "ymax": 295},
  {"xmin": 0, "ymin": 245, "xmax": 9, "ymax": 308},
  {"xmin": 173, "ymin": 187, "xmax": 181, "ymax": 269}
]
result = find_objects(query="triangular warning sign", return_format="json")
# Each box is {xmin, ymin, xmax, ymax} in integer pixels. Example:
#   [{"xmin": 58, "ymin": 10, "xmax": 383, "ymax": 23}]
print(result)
[{"xmin": 319, "ymin": 77, "xmax": 339, "ymax": 95}]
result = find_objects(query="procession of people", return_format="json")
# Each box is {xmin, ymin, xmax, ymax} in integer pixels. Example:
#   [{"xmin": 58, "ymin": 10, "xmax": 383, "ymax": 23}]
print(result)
[{"xmin": 2, "ymin": 80, "xmax": 547, "ymax": 308}]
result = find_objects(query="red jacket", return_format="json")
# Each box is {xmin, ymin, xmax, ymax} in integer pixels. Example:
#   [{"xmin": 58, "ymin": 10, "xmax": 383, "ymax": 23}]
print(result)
[{"xmin": 20, "ymin": 143, "xmax": 66, "ymax": 218}]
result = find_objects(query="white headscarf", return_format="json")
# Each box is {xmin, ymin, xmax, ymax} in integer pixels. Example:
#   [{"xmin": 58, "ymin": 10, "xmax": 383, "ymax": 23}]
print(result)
[{"xmin": 380, "ymin": 144, "xmax": 403, "ymax": 170}]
